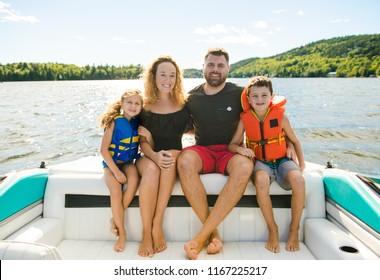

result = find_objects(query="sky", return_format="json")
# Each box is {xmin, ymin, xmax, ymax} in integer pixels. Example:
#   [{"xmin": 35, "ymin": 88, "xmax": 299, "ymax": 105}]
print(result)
[{"xmin": 1, "ymin": 0, "xmax": 379, "ymax": 69}]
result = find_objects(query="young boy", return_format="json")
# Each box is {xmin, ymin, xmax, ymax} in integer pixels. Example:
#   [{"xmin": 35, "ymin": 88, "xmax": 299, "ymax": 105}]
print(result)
[{"xmin": 228, "ymin": 76, "xmax": 305, "ymax": 253}]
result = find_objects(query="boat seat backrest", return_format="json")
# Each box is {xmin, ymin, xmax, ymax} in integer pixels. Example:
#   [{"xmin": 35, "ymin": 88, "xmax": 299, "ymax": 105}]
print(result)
[{"xmin": 42, "ymin": 166, "xmax": 325, "ymax": 242}]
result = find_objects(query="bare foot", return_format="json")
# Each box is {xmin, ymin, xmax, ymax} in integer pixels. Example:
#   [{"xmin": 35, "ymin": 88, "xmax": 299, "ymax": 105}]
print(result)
[
  {"xmin": 206, "ymin": 235, "xmax": 223, "ymax": 255},
  {"xmin": 152, "ymin": 225, "xmax": 167, "ymax": 253},
  {"xmin": 265, "ymin": 226, "xmax": 280, "ymax": 253},
  {"xmin": 138, "ymin": 234, "xmax": 154, "ymax": 258},
  {"xmin": 184, "ymin": 241, "xmax": 201, "ymax": 260},
  {"xmin": 286, "ymin": 229, "xmax": 300, "ymax": 251},
  {"xmin": 109, "ymin": 218, "xmax": 118, "ymax": 237},
  {"xmin": 114, "ymin": 232, "xmax": 126, "ymax": 252}
]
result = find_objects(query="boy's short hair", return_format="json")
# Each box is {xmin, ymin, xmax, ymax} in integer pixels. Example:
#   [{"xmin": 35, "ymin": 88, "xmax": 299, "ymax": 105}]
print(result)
[
  {"xmin": 247, "ymin": 76, "xmax": 273, "ymax": 94},
  {"xmin": 204, "ymin": 47, "xmax": 229, "ymax": 63}
]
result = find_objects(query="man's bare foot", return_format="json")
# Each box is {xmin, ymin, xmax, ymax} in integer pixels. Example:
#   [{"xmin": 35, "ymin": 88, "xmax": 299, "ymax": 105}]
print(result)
[
  {"xmin": 138, "ymin": 234, "xmax": 154, "ymax": 258},
  {"xmin": 114, "ymin": 232, "xmax": 126, "ymax": 252},
  {"xmin": 286, "ymin": 229, "xmax": 300, "ymax": 251},
  {"xmin": 110, "ymin": 218, "xmax": 118, "ymax": 237},
  {"xmin": 265, "ymin": 226, "xmax": 280, "ymax": 253},
  {"xmin": 206, "ymin": 238, "xmax": 223, "ymax": 254},
  {"xmin": 152, "ymin": 225, "xmax": 167, "ymax": 253},
  {"xmin": 184, "ymin": 241, "xmax": 201, "ymax": 260}
]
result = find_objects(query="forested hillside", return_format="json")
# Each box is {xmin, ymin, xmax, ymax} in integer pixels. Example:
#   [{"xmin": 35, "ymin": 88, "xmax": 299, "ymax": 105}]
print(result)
[
  {"xmin": 229, "ymin": 34, "xmax": 380, "ymax": 78},
  {"xmin": 0, "ymin": 63, "xmax": 143, "ymax": 81},
  {"xmin": 1, "ymin": 34, "xmax": 379, "ymax": 81}
]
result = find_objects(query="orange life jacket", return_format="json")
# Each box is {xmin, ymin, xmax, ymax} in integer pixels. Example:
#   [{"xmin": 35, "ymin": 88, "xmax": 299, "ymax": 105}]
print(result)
[{"xmin": 240, "ymin": 87, "xmax": 287, "ymax": 162}]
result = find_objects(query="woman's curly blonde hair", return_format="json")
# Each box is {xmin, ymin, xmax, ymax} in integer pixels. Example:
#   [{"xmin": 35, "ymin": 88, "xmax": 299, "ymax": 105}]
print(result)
[
  {"xmin": 99, "ymin": 88, "xmax": 142, "ymax": 129},
  {"xmin": 143, "ymin": 55, "xmax": 186, "ymax": 106}
]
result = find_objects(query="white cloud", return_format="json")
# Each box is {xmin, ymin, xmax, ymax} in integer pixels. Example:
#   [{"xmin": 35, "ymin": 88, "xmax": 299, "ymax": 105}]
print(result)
[
  {"xmin": 195, "ymin": 24, "xmax": 265, "ymax": 46},
  {"xmin": 273, "ymin": 9, "xmax": 287, "ymax": 14},
  {"xmin": 253, "ymin": 21, "xmax": 268, "ymax": 29},
  {"xmin": 112, "ymin": 37, "xmax": 145, "ymax": 44},
  {"xmin": 330, "ymin": 18, "xmax": 349, "ymax": 23},
  {"xmin": 0, "ymin": 1, "xmax": 38, "ymax": 23},
  {"xmin": 298, "ymin": 10, "xmax": 304, "ymax": 16}
]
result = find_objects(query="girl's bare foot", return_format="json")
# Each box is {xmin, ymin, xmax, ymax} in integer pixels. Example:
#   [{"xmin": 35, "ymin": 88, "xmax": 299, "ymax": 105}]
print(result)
[
  {"xmin": 109, "ymin": 218, "xmax": 118, "ymax": 237},
  {"xmin": 114, "ymin": 232, "xmax": 126, "ymax": 252}
]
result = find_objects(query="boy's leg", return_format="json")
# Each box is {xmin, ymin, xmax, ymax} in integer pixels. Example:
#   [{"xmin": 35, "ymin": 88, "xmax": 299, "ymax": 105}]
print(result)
[
  {"xmin": 284, "ymin": 169, "xmax": 305, "ymax": 251},
  {"xmin": 254, "ymin": 161, "xmax": 280, "ymax": 253}
]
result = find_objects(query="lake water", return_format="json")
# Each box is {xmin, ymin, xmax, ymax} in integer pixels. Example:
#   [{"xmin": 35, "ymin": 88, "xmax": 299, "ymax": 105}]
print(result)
[{"xmin": 1, "ymin": 78, "xmax": 379, "ymax": 176}]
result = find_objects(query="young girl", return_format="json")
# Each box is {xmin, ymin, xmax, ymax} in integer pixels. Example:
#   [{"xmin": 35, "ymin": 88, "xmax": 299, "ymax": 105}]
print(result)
[{"xmin": 99, "ymin": 89, "xmax": 145, "ymax": 252}]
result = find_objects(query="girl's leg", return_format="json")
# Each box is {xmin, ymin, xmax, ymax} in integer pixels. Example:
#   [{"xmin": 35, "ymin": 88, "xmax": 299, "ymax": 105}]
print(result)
[
  {"xmin": 136, "ymin": 157, "xmax": 160, "ymax": 258},
  {"xmin": 285, "ymin": 170, "xmax": 305, "ymax": 251},
  {"xmin": 104, "ymin": 167, "xmax": 126, "ymax": 252},
  {"xmin": 121, "ymin": 164, "xmax": 140, "ymax": 209},
  {"xmin": 255, "ymin": 170, "xmax": 280, "ymax": 253},
  {"xmin": 152, "ymin": 149, "xmax": 180, "ymax": 253}
]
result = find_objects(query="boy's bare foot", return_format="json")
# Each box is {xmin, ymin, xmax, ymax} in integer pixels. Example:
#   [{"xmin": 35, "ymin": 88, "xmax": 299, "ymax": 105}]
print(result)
[
  {"xmin": 184, "ymin": 241, "xmax": 201, "ymax": 260},
  {"xmin": 109, "ymin": 218, "xmax": 118, "ymax": 237},
  {"xmin": 138, "ymin": 234, "xmax": 154, "ymax": 258},
  {"xmin": 265, "ymin": 226, "xmax": 280, "ymax": 253},
  {"xmin": 286, "ymin": 229, "xmax": 300, "ymax": 251},
  {"xmin": 152, "ymin": 225, "xmax": 167, "ymax": 253}
]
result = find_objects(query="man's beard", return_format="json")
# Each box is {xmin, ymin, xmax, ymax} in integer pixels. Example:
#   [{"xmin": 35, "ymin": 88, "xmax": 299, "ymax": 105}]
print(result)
[{"xmin": 205, "ymin": 72, "xmax": 227, "ymax": 87}]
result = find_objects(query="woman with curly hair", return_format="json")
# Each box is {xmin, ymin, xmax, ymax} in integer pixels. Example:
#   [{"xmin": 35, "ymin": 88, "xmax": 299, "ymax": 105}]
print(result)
[{"xmin": 137, "ymin": 55, "xmax": 192, "ymax": 257}]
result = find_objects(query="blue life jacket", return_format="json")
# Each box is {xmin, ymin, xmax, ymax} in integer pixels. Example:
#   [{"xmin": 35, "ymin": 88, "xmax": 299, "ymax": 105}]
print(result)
[{"xmin": 103, "ymin": 115, "xmax": 140, "ymax": 168}]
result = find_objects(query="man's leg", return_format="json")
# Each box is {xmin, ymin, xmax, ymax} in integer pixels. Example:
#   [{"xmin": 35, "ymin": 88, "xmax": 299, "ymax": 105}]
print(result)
[
  {"xmin": 179, "ymin": 153, "xmax": 253, "ymax": 259},
  {"xmin": 177, "ymin": 149, "xmax": 209, "ymax": 259}
]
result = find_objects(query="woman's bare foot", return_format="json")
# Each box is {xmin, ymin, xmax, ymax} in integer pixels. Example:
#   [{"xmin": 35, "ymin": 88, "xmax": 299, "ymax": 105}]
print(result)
[
  {"xmin": 109, "ymin": 218, "xmax": 118, "ymax": 237},
  {"xmin": 286, "ymin": 229, "xmax": 300, "ymax": 251},
  {"xmin": 265, "ymin": 226, "xmax": 280, "ymax": 253},
  {"xmin": 138, "ymin": 233, "xmax": 154, "ymax": 258},
  {"xmin": 152, "ymin": 224, "xmax": 167, "ymax": 253}
]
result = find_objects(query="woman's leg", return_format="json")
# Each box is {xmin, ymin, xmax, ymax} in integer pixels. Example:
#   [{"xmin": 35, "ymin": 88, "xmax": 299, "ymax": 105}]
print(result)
[
  {"xmin": 152, "ymin": 149, "xmax": 180, "ymax": 253},
  {"xmin": 136, "ymin": 157, "xmax": 160, "ymax": 258}
]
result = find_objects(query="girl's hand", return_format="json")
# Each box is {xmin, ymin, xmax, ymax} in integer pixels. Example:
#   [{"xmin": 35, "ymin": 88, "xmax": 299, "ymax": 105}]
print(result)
[
  {"xmin": 138, "ymin": 125, "xmax": 151, "ymax": 138},
  {"xmin": 114, "ymin": 170, "xmax": 127, "ymax": 184}
]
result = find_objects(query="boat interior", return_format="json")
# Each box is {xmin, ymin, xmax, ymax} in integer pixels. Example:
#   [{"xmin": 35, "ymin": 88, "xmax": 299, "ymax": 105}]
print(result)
[{"xmin": 0, "ymin": 156, "xmax": 379, "ymax": 260}]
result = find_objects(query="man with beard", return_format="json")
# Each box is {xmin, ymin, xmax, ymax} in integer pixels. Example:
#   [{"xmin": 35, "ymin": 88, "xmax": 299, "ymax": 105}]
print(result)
[{"xmin": 177, "ymin": 48, "xmax": 254, "ymax": 259}]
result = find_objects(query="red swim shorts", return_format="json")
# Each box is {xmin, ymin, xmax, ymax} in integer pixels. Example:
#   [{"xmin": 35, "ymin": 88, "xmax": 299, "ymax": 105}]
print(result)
[{"xmin": 182, "ymin": 144, "xmax": 235, "ymax": 175}]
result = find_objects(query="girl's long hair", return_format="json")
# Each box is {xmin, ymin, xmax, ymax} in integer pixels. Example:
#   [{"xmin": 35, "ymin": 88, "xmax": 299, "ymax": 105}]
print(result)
[
  {"xmin": 143, "ymin": 55, "xmax": 186, "ymax": 106},
  {"xmin": 99, "ymin": 88, "xmax": 142, "ymax": 129}
]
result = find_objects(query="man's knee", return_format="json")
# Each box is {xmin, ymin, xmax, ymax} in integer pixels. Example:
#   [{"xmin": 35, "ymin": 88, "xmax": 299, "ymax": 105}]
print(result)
[
  {"xmin": 227, "ymin": 155, "xmax": 254, "ymax": 178},
  {"xmin": 177, "ymin": 150, "xmax": 201, "ymax": 174}
]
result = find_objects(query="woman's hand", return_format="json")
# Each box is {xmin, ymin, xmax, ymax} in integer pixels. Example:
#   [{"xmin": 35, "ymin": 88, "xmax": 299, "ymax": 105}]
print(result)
[{"xmin": 154, "ymin": 150, "xmax": 175, "ymax": 170}]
